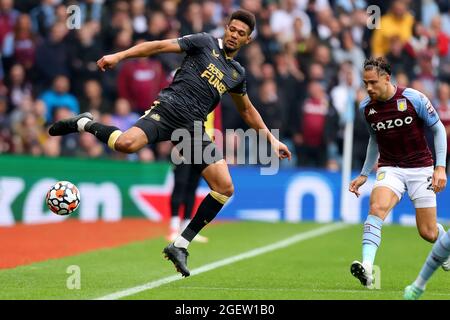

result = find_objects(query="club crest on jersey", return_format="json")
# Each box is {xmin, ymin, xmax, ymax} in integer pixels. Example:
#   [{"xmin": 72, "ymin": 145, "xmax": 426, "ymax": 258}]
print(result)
[
  {"xmin": 397, "ymin": 99, "xmax": 407, "ymax": 112},
  {"xmin": 232, "ymin": 70, "xmax": 238, "ymax": 80},
  {"xmin": 150, "ymin": 113, "xmax": 160, "ymax": 121},
  {"xmin": 211, "ymin": 49, "xmax": 220, "ymax": 59},
  {"xmin": 377, "ymin": 172, "xmax": 385, "ymax": 181},
  {"xmin": 426, "ymin": 100, "xmax": 435, "ymax": 115}
]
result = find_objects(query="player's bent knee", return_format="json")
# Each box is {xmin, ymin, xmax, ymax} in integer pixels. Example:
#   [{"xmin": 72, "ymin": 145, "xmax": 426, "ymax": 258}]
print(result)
[
  {"xmin": 115, "ymin": 136, "xmax": 139, "ymax": 154},
  {"xmin": 369, "ymin": 203, "xmax": 388, "ymax": 218},
  {"xmin": 213, "ymin": 182, "xmax": 234, "ymax": 198},
  {"xmin": 419, "ymin": 227, "xmax": 438, "ymax": 243}
]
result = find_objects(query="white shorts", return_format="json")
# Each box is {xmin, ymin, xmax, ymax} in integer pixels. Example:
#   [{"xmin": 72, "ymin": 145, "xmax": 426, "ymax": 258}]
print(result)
[{"xmin": 373, "ymin": 166, "xmax": 436, "ymax": 208}]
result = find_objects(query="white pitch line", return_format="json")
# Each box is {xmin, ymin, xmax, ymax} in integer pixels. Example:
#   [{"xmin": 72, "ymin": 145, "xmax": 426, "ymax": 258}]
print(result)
[
  {"xmin": 178, "ymin": 286, "xmax": 450, "ymax": 297},
  {"xmin": 95, "ymin": 223, "xmax": 348, "ymax": 300}
]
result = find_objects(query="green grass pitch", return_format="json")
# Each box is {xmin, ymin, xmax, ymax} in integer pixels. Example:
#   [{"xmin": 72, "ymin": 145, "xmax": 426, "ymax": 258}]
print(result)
[{"xmin": 1, "ymin": 221, "xmax": 449, "ymax": 300}]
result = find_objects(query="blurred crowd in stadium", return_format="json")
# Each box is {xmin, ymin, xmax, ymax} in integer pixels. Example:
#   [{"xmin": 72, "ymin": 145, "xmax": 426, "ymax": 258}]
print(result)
[{"xmin": 0, "ymin": 0, "xmax": 449, "ymax": 171}]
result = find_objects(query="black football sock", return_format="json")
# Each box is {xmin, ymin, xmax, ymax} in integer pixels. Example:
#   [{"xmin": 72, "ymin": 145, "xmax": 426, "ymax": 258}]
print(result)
[
  {"xmin": 180, "ymin": 192, "xmax": 228, "ymax": 242},
  {"xmin": 84, "ymin": 121, "xmax": 122, "ymax": 149}
]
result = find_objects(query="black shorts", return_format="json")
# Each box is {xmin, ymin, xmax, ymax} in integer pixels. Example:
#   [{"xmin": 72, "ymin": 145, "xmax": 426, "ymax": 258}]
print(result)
[{"xmin": 134, "ymin": 102, "xmax": 223, "ymax": 173}]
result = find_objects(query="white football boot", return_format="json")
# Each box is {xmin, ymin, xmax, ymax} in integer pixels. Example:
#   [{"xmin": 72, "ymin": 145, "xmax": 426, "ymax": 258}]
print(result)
[{"xmin": 350, "ymin": 260, "xmax": 374, "ymax": 287}]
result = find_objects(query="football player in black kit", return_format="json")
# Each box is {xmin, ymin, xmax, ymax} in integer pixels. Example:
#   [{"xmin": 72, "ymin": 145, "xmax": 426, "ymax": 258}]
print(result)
[{"xmin": 48, "ymin": 9, "xmax": 291, "ymax": 277}]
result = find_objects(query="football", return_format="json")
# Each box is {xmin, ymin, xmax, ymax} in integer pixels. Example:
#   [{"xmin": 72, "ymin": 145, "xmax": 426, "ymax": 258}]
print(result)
[{"xmin": 46, "ymin": 181, "xmax": 81, "ymax": 215}]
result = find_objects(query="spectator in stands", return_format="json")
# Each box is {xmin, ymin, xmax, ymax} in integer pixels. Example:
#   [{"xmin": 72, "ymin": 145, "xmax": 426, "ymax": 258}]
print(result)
[
  {"xmin": 35, "ymin": 22, "xmax": 70, "ymax": 90},
  {"xmin": 270, "ymin": 0, "xmax": 311, "ymax": 44},
  {"xmin": 311, "ymin": 44, "xmax": 336, "ymax": 90},
  {"xmin": 0, "ymin": 94, "xmax": 13, "ymax": 153},
  {"xmin": 180, "ymin": 2, "xmax": 207, "ymax": 35},
  {"xmin": 414, "ymin": 49, "xmax": 438, "ymax": 98},
  {"xmin": 144, "ymin": 10, "xmax": 168, "ymax": 41},
  {"xmin": 13, "ymin": 111, "xmax": 45, "ymax": 156},
  {"xmin": 330, "ymin": 61, "xmax": 359, "ymax": 124},
  {"xmin": 79, "ymin": 79, "xmax": 111, "ymax": 115},
  {"xmin": 130, "ymin": 0, "xmax": 147, "ymax": 37},
  {"xmin": 386, "ymin": 35, "xmax": 415, "ymax": 79},
  {"xmin": 294, "ymin": 81, "xmax": 331, "ymax": 167},
  {"xmin": 40, "ymin": 75, "xmax": 79, "ymax": 123},
  {"xmin": 79, "ymin": 0, "xmax": 103, "ymax": 24},
  {"xmin": 110, "ymin": 98, "xmax": 139, "ymax": 132},
  {"xmin": 371, "ymin": 0, "xmax": 415, "ymax": 57},
  {"xmin": 256, "ymin": 79, "xmax": 284, "ymax": 137},
  {"xmin": 30, "ymin": 0, "xmax": 55, "ymax": 37},
  {"xmin": 3, "ymin": 13, "xmax": 37, "ymax": 73},
  {"xmin": 0, "ymin": 0, "xmax": 19, "ymax": 49},
  {"xmin": 333, "ymin": 28, "xmax": 366, "ymax": 73},
  {"xmin": 117, "ymin": 40, "xmax": 167, "ymax": 113},
  {"xmin": 6, "ymin": 63, "xmax": 31, "ymax": 112},
  {"xmin": 76, "ymin": 131, "xmax": 105, "ymax": 158},
  {"xmin": 71, "ymin": 22, "xmax": 103, "ymax": 95}
]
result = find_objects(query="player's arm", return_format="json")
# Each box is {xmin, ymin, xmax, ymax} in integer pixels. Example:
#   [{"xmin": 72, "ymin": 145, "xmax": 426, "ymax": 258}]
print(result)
[
  {"xmin": 430, "ymin": 121, "xmax": 447, "ymax": 193},
  {"xmin": 97, "ymin": 39, "xmax": 182, "ymax": 71},
  {"xmin": 349, "ymin": 132, "xmax": 379, "ymax": 197},
  {"xmin": 230, "ymin": 93, "xmax": 291, "ymax": 160},
  {"xmin": 349, "ymin": 106, "xmax": 379, "ymax": 197}
]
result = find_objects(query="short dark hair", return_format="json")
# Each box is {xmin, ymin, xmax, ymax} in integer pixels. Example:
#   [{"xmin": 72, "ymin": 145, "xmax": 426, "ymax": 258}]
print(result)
[
  {"xmin": 363, "ymin": 57, "xmax": 392, "ymax": 75},
  {"xmin": 229, "ymin": 9, "xmax": 256, "ymax": 34}
]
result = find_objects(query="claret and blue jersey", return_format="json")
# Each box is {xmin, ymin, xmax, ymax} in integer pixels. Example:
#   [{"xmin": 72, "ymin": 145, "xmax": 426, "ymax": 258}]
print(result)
[{"xmin": 359, "ymin": 86, "xmax": 440, "ymax": 168}]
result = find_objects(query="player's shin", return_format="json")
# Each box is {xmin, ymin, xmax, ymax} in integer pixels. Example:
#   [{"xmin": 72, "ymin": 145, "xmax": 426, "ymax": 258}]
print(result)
[
  {"xmin": 414, "ymin": 231, "xmax": 450, "ymax": 289},
  {"xmin": 362, "ymin": 215, "xmax": 383, "ymax": 272},
  {"xmin": 174, "ymin": 191, "xmax": 229, "ymax": 249},
  {"xmin": 437, "ymin": 223, "xmax": 446, "ymax": 239},
  {"xmin": 83, "ymin": 121, "xmax": 123, "ymax": 150}
]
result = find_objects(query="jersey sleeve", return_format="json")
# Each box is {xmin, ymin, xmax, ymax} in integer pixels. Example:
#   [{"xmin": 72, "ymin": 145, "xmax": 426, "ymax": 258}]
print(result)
[
  {"xmin": 403, "ymin": 88, "xmax": 440, "ymax": 127},
  {"xmin": 177, "ymin": 32, "xmax": 211, "ymax": 55},
  {"xmin": 358, "ymin": 96, "xmax": 375, "ymax": 134},
  {"xmin": 229, "ymin": 77, "xmax": 247, "ymax": 96}
]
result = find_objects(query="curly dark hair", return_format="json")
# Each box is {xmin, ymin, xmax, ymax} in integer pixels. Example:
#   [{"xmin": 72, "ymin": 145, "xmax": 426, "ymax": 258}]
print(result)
[
  {"xmin": 363, "ymin": 57, "xmax": 392, "ymax": 75},
  {"xmin": 229, "ymin": 9, "xmax": 256, "ymax": 34}
]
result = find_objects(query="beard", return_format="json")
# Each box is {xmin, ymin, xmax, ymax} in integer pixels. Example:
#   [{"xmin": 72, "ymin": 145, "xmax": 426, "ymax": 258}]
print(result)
[{"xmin": 224, "ymin": 44, "xmax": 238, "ymax": 55}]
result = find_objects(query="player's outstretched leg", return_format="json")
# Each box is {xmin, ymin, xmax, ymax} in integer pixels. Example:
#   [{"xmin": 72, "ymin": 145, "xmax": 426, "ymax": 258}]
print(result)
[
  {"xmin": 48, "ymin": 112, "xmax": 94, "ymax": 136},
  {"xmin": 404, "ymin": 230, "xmax": 450, "ymax": 300},
  {"xmin": 163, "ymin": 160, "xmax": 232, "ymax": 277},
  {"xmin": 49, "ymin": 113, "xmax": 149, "ymax": 153}
]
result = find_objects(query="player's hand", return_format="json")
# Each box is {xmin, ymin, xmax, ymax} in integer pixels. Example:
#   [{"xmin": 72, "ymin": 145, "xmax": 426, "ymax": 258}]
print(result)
[
  {"xmin": 96, "ymin": 54, "xmax": 121, "ymax": 71},
  {"xmin": 273, "ymin": 140, "xmax": 292, "ymax": 161},
  {"xmin": 432, "ymin": 166, "xmax": 447, "ymax": 193},
  {"xmin": 349, "ymin": 175, "xmax": 368, "ymax": 198}
]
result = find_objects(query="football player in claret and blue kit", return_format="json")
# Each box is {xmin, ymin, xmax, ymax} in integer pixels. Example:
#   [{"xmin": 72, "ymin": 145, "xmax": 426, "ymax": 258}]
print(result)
[{"xmin": 348, "ymin": 57, "xmax": 448, "ymax": 293}]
